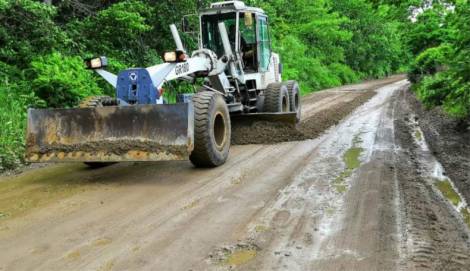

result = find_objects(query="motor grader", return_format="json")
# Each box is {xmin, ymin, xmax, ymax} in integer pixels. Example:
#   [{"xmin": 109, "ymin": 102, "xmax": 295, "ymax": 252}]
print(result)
[{"xmin": 26, "ymin": 1, "xmax": 301, "ymax": 168}]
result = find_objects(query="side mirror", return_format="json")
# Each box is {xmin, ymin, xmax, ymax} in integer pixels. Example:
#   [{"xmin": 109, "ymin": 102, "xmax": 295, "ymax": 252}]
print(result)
[
  {"xmin": 181, "ymin": 14, "xmax": 199, "ymax": 34},
  {"xmin": 182, "ymin": 17, "xmax": 190, "ymax": 32}
]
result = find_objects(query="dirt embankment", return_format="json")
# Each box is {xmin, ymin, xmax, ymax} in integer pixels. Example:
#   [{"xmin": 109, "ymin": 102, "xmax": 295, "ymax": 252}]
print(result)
[
  {"xmin": 404, "ymin": 90, "xmax": 470, "ymax": 205},
  {"xmin": 232, "ymin": 90, "xmax": 377, "ymax": 145}
]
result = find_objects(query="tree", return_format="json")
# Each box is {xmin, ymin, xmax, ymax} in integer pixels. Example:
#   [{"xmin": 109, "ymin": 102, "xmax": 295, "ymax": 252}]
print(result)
[
  {"xmin": 332, "ymin": 0, "xmax": 408, "ymax": 77},
  {"xmin": 406, "ymin": 3, "xmax": 453, "ymax": 55},
  {"xmin": 0, "ymin": 0, "xmax": 67, "ymax": 67}
]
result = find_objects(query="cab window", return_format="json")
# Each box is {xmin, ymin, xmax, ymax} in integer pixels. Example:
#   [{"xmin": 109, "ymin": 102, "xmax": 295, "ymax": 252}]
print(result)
[
  {"xmin": 240, "ymin": 12, "xmax": 257, "ymax": 71},
  {"xmin": 201, "ymin": 13, "xmax": 236, "ymax": 57},
  {"xmin": 258, "ymin": 16, "xmax": 271, "ymax": 72}
]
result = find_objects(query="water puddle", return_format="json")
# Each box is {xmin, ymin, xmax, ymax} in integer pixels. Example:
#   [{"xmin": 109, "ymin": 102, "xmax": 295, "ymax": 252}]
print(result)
[
  {"xmin": 210, "ymin": 243, "xmax": 260, "ymax": 267},
  {"xmin": 435, "ymin": 179, "xmax": 461, "ymax": 207},
  {"xmin": 333, "ymin": 134, "xmax": 364, "ymax": 193},
  {"xmin": 344, "ymin": 147, "xmax": 363, "ymax": 170},
  {"xmin": 254, "ymin": 225, "xmax": 269, "ymax": 233},
  {"xmin": 409, "ymin": 115, "xmax": 470, "ymax": 228},
  {"xmin": 430, "ymin": 162, "xmax": 470, "ymax": 228},
  {"xmin": 93, "ymin": 238, "xmax": 112, "ymax": 247},
  {"xmin": 224, "ymin": 249, "xmax": 257, "ymax": 266},
  {"xmin": 66, "ymin": 250, "xmax": 81, "ymax": 260}
]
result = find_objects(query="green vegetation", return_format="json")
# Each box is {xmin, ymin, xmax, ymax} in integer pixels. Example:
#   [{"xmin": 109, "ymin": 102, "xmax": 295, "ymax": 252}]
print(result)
[
  {"xmin": 408, "ymin": 1, "xmax": 470, "ymax": 118},
  {"xmin": 0, "ymin": 0, "xmax": 468, "ymax": 171}
]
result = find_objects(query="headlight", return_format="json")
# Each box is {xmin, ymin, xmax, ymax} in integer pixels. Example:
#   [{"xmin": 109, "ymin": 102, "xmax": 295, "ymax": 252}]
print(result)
[
  {"xmin": 85, "ymin": 56, "xmax": 108, "ymax": 69},
  {"xmin": 162, "ymin": 52, "xmax": 177, "ymax": 62},
  {"xmin": 162, "ymin": 50, "xmax": 187, "ymax": 63}
]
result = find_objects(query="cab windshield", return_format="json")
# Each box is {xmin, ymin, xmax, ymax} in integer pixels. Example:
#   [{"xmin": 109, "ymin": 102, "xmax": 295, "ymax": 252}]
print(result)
[
  {"xmin": 201, "ymin": 13, "xmax": 237, "ymax": 57},
  {"xmin": 201, "ymin": 12, "xmax": 258, "ymax": 71}
]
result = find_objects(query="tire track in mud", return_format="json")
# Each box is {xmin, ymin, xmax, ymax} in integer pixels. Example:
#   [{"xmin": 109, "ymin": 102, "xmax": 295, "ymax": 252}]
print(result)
[
  {"xmin": 393, "ymin": 87, "xmax": 470, "ymax": 270},
  {"xmin": 210, "ymin": 80, "xmax": 409, "ymax": 271},
  {"xmin": 231, "ymin": 90, "xmax": 377, "ymax": 145},
  {"xmin": 404, "ymin": 89, "xmax": 470, "ymax": 217},
  {"xmin": 231, "ymin": 73, "xmax": 407, "ymax": 146}
]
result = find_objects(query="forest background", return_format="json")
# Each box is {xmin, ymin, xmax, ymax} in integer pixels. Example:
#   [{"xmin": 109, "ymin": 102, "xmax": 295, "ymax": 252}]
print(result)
[{"xmin": 0, "ymin": 0, "xmax": 468, "ymax": 170}]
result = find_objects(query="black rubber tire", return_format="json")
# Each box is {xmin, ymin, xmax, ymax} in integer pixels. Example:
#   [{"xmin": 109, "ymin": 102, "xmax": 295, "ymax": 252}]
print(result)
[
  {"xmin": 79, "ymin": 95, "xmax": 118, "ymax": 108},
  {"xmin": 189, "ymin": 91, "xmax": 231, "ymax": 168},
  {"xmin": 285, "ymin": 80, "xmax": 301, "ymax": 122},
  {"xmin": 263, "ymin": 83, "xmax": 290, "ymax": 112},
  {"xmin": 79, "ymin": 96, "xmax": 117, "ymax": 169}
]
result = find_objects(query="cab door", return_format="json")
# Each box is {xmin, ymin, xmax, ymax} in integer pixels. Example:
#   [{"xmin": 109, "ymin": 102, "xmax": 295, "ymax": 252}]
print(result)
[{"xmin": 257, "ymin": 15, "xmax": 271, "ymax": 72}]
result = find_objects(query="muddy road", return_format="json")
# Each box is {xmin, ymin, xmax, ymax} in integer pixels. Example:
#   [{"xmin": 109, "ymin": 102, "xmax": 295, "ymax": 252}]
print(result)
[{"xmin": 1, "ymin": 76, "xmax": 470, "ymax": 271}]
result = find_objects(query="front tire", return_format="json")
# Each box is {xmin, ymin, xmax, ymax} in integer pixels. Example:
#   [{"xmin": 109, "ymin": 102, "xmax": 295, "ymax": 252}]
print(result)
[
  {"xmin": 263, "ymin": 83, "xmax": 290, "ymax": 112},
  {"xmin": 285, "ymin": 80, "xmax": 301, "ymax": 122},
  {"xmin": 190, "ymin": 91, "xmax": 231, "ymax": 167}
]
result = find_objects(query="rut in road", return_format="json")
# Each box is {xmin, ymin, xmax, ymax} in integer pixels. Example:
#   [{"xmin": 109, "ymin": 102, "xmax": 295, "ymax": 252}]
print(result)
[{"xmin": 393, "ymin": 87, "xmax": 470, "ymax": 270}]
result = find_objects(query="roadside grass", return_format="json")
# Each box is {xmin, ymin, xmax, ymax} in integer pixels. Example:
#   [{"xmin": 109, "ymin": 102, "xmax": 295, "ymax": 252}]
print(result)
[{"xmin": 0, "ymin": 89, "xmax": 30, "ymax": 171}]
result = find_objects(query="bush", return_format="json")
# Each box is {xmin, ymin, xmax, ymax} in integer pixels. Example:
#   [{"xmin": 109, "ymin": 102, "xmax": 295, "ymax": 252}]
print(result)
[
  {"xmin": 275, "ymin": 35, "xmax": 345, "ymax": 93},
  {"xmin": 66, "ymin": 0, "xmax": 153, "ymax": 66},
  {"xmin": 442, "ymin": 79, "xmax": 470, "ymax": 118},
  {"xmin": 29, "ymin": 52, "xmax": 102, "ymax": 108},
  {"xmin": 408, "ymin": 44, "xmax": 453, "ymax": 83},
  {"xmin": 411, "ymin": 2, "xmax": 470, "ymax": 119},
  {"xmin": 328, "ymin": 63, "xmax": 359, "ymax": 84},
  {"xmin": 415, "ymin": 72, "xmax": 470, "ymax": 119},
  {"xmin": 0, "ymin": 0, "xmax": 68, "ymax": 66},
  {"xmin": 415, "ymin": 73, "xmax": 450, "ymax": 107},
  {"xmin": 0, "ymin": 81, "xmax": 43, "ymax": 171}
]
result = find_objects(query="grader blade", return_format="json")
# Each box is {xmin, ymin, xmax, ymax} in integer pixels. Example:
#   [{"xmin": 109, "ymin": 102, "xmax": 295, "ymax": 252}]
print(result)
[
  {"xmin": 230, "ymin": 112, "xmax": 298, "ymax": 126},
  {"xmin": 26, "ymin": 104, "xmax": 194, "ymax": 163}
]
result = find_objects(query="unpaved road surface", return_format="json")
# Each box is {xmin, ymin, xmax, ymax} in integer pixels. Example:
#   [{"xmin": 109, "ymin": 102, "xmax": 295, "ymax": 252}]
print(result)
[{"xmin": 1, "ymin": 76, "xmax": 470, "ymax": 271}]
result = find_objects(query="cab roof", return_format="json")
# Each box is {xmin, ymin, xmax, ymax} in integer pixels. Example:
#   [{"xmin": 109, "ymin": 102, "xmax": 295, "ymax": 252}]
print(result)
[{"xmin": 200, "ymin": 1, "xmax": 265, "ymax": 16}]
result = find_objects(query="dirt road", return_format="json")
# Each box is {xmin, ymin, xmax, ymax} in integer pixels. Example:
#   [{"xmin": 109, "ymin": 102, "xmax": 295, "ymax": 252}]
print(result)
[{"xmin": 1, "ymin": 77, "xmax": 469, "ymax": 271}]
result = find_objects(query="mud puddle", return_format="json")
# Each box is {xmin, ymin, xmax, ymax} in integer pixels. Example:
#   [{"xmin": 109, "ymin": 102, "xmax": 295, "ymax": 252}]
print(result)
[
  {"xmin": 231, "ymin": 90, "xmax": 376, "ymax": 145},
  {"xmin": 333, "ymin": 135, "xmax": 364, "ymax": 193},
  {"xmin": 208, "ymin": 242, "xmax": 260, "ymax": 268},
  {"xmin": 408, "ymin": 114, "xmax": 470, "ymax": 228}
]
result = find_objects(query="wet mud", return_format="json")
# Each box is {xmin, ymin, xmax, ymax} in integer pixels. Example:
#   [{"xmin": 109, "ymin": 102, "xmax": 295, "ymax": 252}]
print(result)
[
  {"xmin": 231, "ymin": 90, "xmax": 377, "ymax": 145},
  {"xmin": 209, "ymin": 242, "xmax": 260, "ymax": 267},
  {"xmin": 35, "ymin": 140, "xmax": 188, "ymax": 156},
  {"xmin": 403, "ymin": 90, "xmax": 470, "ymax": 208},
  {"xmin": 393, "ymin": 87, "xmax": 470, "ymax": 270}
]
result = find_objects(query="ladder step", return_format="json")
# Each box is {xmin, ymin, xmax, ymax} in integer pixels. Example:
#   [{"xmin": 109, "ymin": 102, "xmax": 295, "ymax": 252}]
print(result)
[{"xmin": 246, "ymin": 106, "xmax": 257, "ymax": 111}]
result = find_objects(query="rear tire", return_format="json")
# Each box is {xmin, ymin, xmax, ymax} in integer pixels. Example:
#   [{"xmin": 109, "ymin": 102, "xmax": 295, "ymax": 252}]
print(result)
[
  {"xmin": 79, "ymin": 96, "xmax": 118, "ymax": 169},
  {"xmin": 189, "ymin": 91, "xmax": 231, "ymax": 168},
  {"xmin": 263, "ymin": 83, "xmax": 290, "ymax": 112},
  {"xmin": 285, "ymin": 80, "xmax": 301, "ymax": 122}
]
